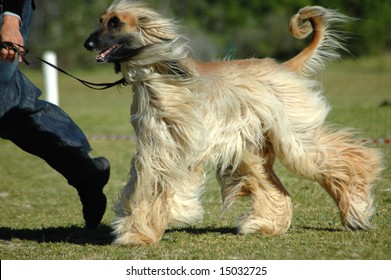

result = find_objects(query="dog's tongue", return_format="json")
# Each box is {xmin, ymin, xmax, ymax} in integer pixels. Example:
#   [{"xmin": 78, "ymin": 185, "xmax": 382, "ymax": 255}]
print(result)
[
  {"xmin": 96, "ymin": 44, "xmax": 120, "ymax": 62},
  {"xmin": 96, "ymin": 48, "xmax": 112, "ymax": 62}
]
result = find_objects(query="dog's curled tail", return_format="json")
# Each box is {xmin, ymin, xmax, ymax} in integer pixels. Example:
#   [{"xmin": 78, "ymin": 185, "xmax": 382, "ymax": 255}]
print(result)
[{"xmin": 284, "ymin": 6, "xmax": 351, "ymax": 76}]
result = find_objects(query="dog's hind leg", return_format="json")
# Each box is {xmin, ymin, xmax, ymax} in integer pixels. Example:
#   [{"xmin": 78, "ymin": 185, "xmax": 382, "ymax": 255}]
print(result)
[
  {"xmin": 314, "ymin": 129, "xmax": 382, "ymax": 230},
  {"xmin": 276, "ymin": 127, "xmax": 383, "ymax": 230},
  {"xmin": 217, "ymin": 147, "xmax": 292, "ymax": 236}
]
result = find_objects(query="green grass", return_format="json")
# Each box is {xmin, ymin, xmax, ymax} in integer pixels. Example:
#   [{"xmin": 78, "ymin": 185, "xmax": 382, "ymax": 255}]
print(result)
[{"xmin": 0, "ymin": 56, "xmax": 390, "ymax": 260}]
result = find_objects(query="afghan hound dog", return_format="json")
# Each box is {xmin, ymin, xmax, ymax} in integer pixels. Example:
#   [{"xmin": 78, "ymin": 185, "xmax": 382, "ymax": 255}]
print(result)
[{"xmin": 84, "ymin": 0, "xmax": 383, "ymax": 246}]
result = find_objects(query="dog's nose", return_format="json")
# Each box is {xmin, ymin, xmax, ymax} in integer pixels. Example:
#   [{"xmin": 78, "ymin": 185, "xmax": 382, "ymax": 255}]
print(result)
[{"xmin": 84, "ymin": 40, "xmax": 96, "ymax": 51}]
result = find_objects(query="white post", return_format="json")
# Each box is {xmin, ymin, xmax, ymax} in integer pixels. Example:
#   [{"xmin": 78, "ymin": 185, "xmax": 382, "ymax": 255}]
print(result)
[{"xmin": 42, "ymin": 51, "xmax": 59, "ymax": 106}]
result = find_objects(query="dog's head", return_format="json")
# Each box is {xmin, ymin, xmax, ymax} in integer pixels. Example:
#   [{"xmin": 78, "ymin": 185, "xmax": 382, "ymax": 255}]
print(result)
[{"xmin": 84, "ymin": 0, "xmax": 180, "ymax": 64}]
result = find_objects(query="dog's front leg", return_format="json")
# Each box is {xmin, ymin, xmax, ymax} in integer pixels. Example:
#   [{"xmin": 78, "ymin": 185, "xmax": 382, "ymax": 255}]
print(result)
[{"xmin": 112, "ymin": 159, "xmax": 171, "ymax": 246}]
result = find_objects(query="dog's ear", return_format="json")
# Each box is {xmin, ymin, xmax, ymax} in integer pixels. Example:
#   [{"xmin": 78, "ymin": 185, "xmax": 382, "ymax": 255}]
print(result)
[{"xmin": 114, "ymin": 62, "xmax": 121, "ymax": 73}]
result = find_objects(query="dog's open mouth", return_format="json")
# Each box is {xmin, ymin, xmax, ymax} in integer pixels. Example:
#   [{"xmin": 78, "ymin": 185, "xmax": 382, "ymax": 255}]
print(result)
[{"xmin": 96, "ymin": 43, "xmax": 123, "ymax": 63}]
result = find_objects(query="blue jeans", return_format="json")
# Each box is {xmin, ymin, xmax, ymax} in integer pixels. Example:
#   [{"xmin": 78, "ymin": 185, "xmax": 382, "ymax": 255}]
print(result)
[{"xmin": 0, "ymin": 0, "xmax": 95, "ymax": 186}]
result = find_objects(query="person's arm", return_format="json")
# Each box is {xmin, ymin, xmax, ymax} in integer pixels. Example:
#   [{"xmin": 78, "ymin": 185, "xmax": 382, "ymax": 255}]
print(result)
[
  {"xmin": 3, "ymin": 0, "xmax": 26, "ymax": 22},
  {"xmin": 1, "ymin": 0, "xmax": 26, "ymax": 63}
]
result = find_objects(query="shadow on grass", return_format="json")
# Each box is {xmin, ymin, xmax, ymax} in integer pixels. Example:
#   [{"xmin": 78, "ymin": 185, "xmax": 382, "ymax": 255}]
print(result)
[
  {"xmin": 0, "ymin": 225, "xmax": 237, "ymax": 246},
  {"xmin": 167, "ymin": 226, "xmax": 238, "ymax": 235},
  {"xmin": 0, "ymin": 224, "xmax": 343, "ymax": 245},
  {"xmin": 169, "ymin": 226, "xmax": 344, "ymax": 235},
  {"xmin": 0, "ymin": 225, "xmax": 113, "ymax": 245}
]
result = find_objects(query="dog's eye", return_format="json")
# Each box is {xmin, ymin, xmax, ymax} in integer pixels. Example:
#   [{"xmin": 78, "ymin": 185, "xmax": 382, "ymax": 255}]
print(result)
[{"xmin": 108, "ymin": 16, "xmax": 122, "ymax": 29}]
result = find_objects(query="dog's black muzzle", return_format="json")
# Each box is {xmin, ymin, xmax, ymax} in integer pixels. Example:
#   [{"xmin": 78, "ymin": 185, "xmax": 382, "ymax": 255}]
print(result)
[
  {"xmin": 84, "ymin": 31, "xmax": 100, "ymax": 51},
  {"xmin": 84, "ymin": 30, "xmax": 146, "ymax": 63}
]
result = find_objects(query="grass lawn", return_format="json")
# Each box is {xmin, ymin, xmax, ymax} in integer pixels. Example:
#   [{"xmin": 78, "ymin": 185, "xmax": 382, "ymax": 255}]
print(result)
[{"xmin": 0, "ymin": 56, "xmax": 390, "ymax": 260}]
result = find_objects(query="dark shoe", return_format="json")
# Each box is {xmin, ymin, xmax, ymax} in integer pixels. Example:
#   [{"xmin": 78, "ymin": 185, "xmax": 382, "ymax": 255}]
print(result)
[{"xmin": 76, "ymin": 157, "xmax": 110, "ymax": 228}]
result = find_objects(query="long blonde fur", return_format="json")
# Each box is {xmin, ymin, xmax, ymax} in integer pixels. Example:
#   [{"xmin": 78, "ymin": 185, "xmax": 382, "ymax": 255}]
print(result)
[{"xmin": 97, "ymin": 0, "xmax": 383, "ymax": 246}]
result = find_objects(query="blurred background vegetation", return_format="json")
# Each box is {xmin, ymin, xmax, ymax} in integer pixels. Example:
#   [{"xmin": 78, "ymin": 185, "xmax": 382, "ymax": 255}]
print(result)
[{"xmin": 27, "ymin": 0, "xmax": 391, "ymax": 68}]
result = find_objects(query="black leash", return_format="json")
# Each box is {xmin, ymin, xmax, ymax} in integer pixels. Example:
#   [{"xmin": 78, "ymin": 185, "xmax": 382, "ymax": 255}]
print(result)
[{"xmin": 0, "ymin": 41, "xmax": 128, "ymax": 90}]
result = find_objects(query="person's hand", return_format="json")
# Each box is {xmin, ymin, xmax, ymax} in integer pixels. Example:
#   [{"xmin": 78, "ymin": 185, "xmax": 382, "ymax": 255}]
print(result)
[{"xmin": 0, "ymin": 15, "xmax": 24, "ymax": 63}]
